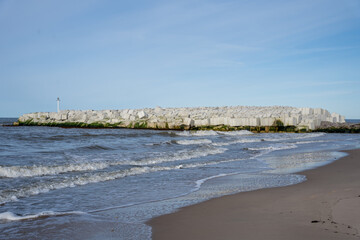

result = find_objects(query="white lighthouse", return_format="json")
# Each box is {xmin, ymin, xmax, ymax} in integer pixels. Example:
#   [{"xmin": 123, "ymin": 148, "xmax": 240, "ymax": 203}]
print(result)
[{"xmin": 57, "ymin": 97, "xmax": 60, "ymax": 113}]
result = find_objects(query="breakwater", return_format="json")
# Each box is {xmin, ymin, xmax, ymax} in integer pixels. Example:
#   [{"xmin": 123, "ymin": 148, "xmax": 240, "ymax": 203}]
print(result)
[{"xmin": 17, "ymin": 106, "xmax": 345, "ymax": 132}]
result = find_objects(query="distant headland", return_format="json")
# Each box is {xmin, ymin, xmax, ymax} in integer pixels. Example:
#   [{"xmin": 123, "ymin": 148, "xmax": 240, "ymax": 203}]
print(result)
[{"xmin": 15, "ymin": 106, "xmax": 360, "ymax": 133}]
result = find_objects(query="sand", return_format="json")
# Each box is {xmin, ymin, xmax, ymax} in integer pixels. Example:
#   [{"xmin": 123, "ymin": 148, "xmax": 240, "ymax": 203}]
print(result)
[{"xmin": 148, "ymin": 149, "xmax": 360, "ymax": 239}]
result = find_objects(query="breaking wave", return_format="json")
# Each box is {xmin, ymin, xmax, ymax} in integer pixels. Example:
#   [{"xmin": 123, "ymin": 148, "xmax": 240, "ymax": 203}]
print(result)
[
  {"xmin": 0, "ymin": 162, "xmax": 111, "ymax": 178},
  {"xmin": 0, "ymin": 211, "xmax": 85, "ymax": 222},
  {"xmin": 217, "ymin": 130, "xmax": 253, "ymax": 136},
  {"xmin": 294, "ymin": 140, "xmax": 329, "ymax": 144},
  {"xmin": 0, "ymin": 147, "xmax": 227, "ymax": 178},
  {"xmin": 265, "ymin": 132, "xmax": 326, "ymax": 142},
  {"xmin": 0, "ymin": 157, "xmax": 236, "ymax": 204},
  {"xmin": 129, "ymin": 147, "xmax": 227, "ymax": 165},
  {"xmin": 248, "ymin": 144, "xmax": 297, "ymax": 151},
  {"xmin": 173, "ymin": 130, "xmax": 218, "ymax": 136},
  {"xmin": 173, "ymin": 130, "xmax": 254, "ymax": 137},
  {"xmin": 176, "ymin": 139, "xmax": 212, "ymax": 145},
  {"xmin": 74, "ymin": 144, "xmax": 114, "ymax": 151},
  {"xmin": 212, "ymin": 139, "xmax": 262, "ymax": 146}
]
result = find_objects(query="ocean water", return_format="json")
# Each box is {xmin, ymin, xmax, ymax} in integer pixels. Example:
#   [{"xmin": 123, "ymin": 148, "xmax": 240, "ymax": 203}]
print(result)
[
  {"xmin": 346, "ymin": 119, "xmax": 360, "ymax": 124},
  {"xmin": 1, "ymin": 118, "xmax": 360, "ymax": 240}
]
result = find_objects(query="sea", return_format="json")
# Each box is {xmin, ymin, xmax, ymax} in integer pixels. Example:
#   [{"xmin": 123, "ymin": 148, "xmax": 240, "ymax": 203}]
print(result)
[{"xmin": 1, "ymin": 117, "xmax": 360, "ymax": 240}]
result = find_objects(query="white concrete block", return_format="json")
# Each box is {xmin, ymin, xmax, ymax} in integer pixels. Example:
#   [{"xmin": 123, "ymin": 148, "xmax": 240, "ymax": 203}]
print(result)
[
  {"xmin": 340, "ymin": 115, "xmax": 345, "ymax": 123},
  {"xmin": 210, "ymin": 117, "xmax": 224, "ymax": 125},
  {"xmin": 138, "ymin": 111, "xmax": 148, "ymax": 119},
  {"xmin": 183, "ymin": 118, "xmax": 194, "ymax": 126},
  {"xmin": 229, "ymin": 118, "xmax": 240, "ymax": 127},
  {"xmin": 249, "ymin": 118, "xmax": 260, "ymax": 126}
]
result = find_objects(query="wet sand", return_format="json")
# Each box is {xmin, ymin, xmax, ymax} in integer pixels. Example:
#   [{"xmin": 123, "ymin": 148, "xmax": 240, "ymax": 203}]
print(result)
[{"xmin": 148, "ymin": 149, "xmax": 360, "ymax": 240}]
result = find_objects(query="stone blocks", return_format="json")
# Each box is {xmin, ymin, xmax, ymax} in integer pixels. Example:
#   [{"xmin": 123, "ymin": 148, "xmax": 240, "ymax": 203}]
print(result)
[{"xmin": 18, "ymin": 106, "xmax": 346, "ymax": 130}]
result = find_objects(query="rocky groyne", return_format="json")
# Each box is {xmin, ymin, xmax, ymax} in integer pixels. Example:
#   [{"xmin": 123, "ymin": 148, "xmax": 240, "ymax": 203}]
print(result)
[
  {"xmin": 315, "ymin": 121, "xmax": 360, "ymax": 133},
  {"xmin": 16, "ymin": 106, "xmax": 346, "ymax": 132}
]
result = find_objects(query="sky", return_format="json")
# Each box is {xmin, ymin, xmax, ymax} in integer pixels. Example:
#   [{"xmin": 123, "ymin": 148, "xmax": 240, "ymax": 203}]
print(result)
[{"xmin": 1, "ymin": 0, "xmax": 360, "ymax": 118}]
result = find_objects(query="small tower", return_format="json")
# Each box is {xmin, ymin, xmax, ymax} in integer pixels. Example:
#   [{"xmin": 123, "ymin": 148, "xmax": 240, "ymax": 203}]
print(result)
[{"xmin": 57, "ymin": 97, "xmax": 60, "ymax": 113}]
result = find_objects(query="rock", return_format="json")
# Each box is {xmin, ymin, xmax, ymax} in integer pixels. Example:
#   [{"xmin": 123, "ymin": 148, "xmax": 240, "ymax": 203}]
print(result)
[
  {"xmin": 154, "ymin": 106, "xmax": 163, "ymax": 114},
  {"xmin": 138, "ymin": 111, "xmax": 148, "ymax": 119},
  {"xmin": 183, "ymin": 118, "xmax": 194, "ymax": 127}
]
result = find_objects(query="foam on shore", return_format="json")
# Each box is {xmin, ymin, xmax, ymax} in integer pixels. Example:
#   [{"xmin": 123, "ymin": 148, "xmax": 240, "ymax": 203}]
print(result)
[{"xmin": 0, "ymin": 211, "xmax": 85, "ymax": 222}]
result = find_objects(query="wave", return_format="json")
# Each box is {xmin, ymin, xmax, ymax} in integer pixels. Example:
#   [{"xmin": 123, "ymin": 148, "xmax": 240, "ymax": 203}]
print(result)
[
  {"xmin": 129, "ymin": 147, "xmax": 227, "ymax": 165},
  {"xmin": 173, "ymin": 130, "xmax": 218, "ymax": 137},
  {"xmin": 0, "ymin": 157, "xmax": 245, "ymax": 205},
  {"xmin": 248, "ymin": 144, "xmax": 297, "ymax": 151},
  {"xmin": 180, "ymin": 158, "xmax": 246, "ymax": 170},
  {"xmin": 176, "ymin": 139, "xmax": 212, "ymax": 145},
  {"xmin": 75, "ymin": 144, "xmax": 114, "ymax": 151},
  {"xmin": 173, "ymin": 130, "xmax": 254, "ymax": 137},
  {"xmin": 0, "ymin": 167, "xmax": 179, "ymax": 204},
  {"xmin": 147, "ymin": 138, "xmax": 213, "ymax": 146},
  {"xmin": 294, "ymin": 132, "xmax": 326, "ymax": 139},
  {"xmin": 193, "ymin": 173, "xmax": 232, "ymax": 191},
  {"xmin": 48, "ymin": 131, "xmax": 165, "ymax": 140},
  {"xmin": 217, "ymin": 130, "xmax": 253, "ymax": 136},
  {"xmin": 145, "ymin": 140, "xmax": 178, "ymax": 146},
  {"xmin": 0, "ymin": 162, "xmax": 111, "ymax": 178},
  {"xmin": 212, "ymin": 138, "xmax": 262, "ymax": 146},
  {"xmin": 264, "ymin": 132, "xmax": 326, "ymax": 142},
  {"xmin": 0, "ymin": 146, "xmax": 227, "ymax": 178},
  {"xmin": 0, "ymin": 211, "xmax": 85, "ymax": 222},
  {"xmin": 0, "ymin": 166, "xmax": 153, "ymax": 204},
  {"xmin": 294, "ymin": 140, "xmax": 329, "ymax": 144}
]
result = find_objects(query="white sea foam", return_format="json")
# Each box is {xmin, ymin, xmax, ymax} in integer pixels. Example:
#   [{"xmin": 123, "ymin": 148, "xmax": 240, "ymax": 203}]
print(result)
[
  {"xmin": 174, "ymin": 130, "xmax": 254, "ymax": 137},
  {"xmin": 174, "ymin": 130, "xmax": 218, "ymax": 136},
  {"xmin": 0, "ymin": 168, "xmax": 156, "ymax": 204},
  {"xmin": 130, "ymin": 147, "xmax": 227, "ymax": 165},
  {"xmin": 0, "ymin": 166, "xmax": 152, "ymax": 204},
  {"xmin": 0, "ymin": 156, "xmax": 242, "ymax": 204},
  {"xmin": 180, "ymin": 159, "xmax": 240, "ymax": 169},
  {"xmin": 294, "ymin": 140, "xmax": 329, "ymax": 145},
  {"xmin": 248, "ymin": 144, "xmax": 297, "ymax": 151},
  {"xmin": 0, "ymin": 146, "xmax": 226, "ymax": 179},
  {"xmin": 176, "ymin": 139, "xmax": 212, "ymax": 145},
  {"xmin": 194, "ymin": 173, "xmax": 230, "ymax": 191},
  {"xmin": 301, "ymin": 132, "xmax": 326, "ymax": 138},
  {"xmin": 217, "ymin": 130, "xmax": 253, "ymax": 136},
  {"xmin": 288, "ymin": 132, "xmax": 326, "ymax": 139},
  {"xmin": 265, "ymin": 132, "xmax": 326, "ymax": 142},
  {"xmin": 212, "ymin": 138, "xmax": 262, "ymax": 146},
  {"xmin": 0, "ymin": 211, "xmax": 85, "ymax": 222},
  {"xmin": 0, "ymin": 162, "xmax": 111, "ymax": 178}
]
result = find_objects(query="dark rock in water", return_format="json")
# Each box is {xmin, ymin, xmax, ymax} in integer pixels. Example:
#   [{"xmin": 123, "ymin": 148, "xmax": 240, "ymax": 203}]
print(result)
[
  {"xmin": 311, "ymin": 220, "xmax": 320, "ymax": 223},
  {"xmin": 315, "ymin": 121, "xmax": 360, "ymax": 133}
]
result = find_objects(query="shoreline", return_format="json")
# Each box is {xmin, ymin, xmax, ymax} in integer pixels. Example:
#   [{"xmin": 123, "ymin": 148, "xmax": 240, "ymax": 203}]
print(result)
[{"xmin": 148, "ymin": 148, "xmax": 360, "ymax": 240}]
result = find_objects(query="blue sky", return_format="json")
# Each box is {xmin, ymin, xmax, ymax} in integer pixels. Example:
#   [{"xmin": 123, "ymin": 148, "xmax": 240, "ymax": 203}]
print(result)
[{"xmin": 1, "ymin": 0, "xmax": 360, "ymax": 118}]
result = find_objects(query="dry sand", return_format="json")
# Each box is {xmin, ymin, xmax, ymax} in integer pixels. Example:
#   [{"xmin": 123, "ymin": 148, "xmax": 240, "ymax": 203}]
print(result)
[{"xmin": 148, "ymin": 149, "xmax": 360, "ymax": 239}]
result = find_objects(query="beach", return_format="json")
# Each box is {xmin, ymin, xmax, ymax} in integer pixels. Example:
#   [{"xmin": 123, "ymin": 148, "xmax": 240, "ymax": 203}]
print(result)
[{"xmin": 149, "ymin": 148, "xmax": 360, "ymax": 240}]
